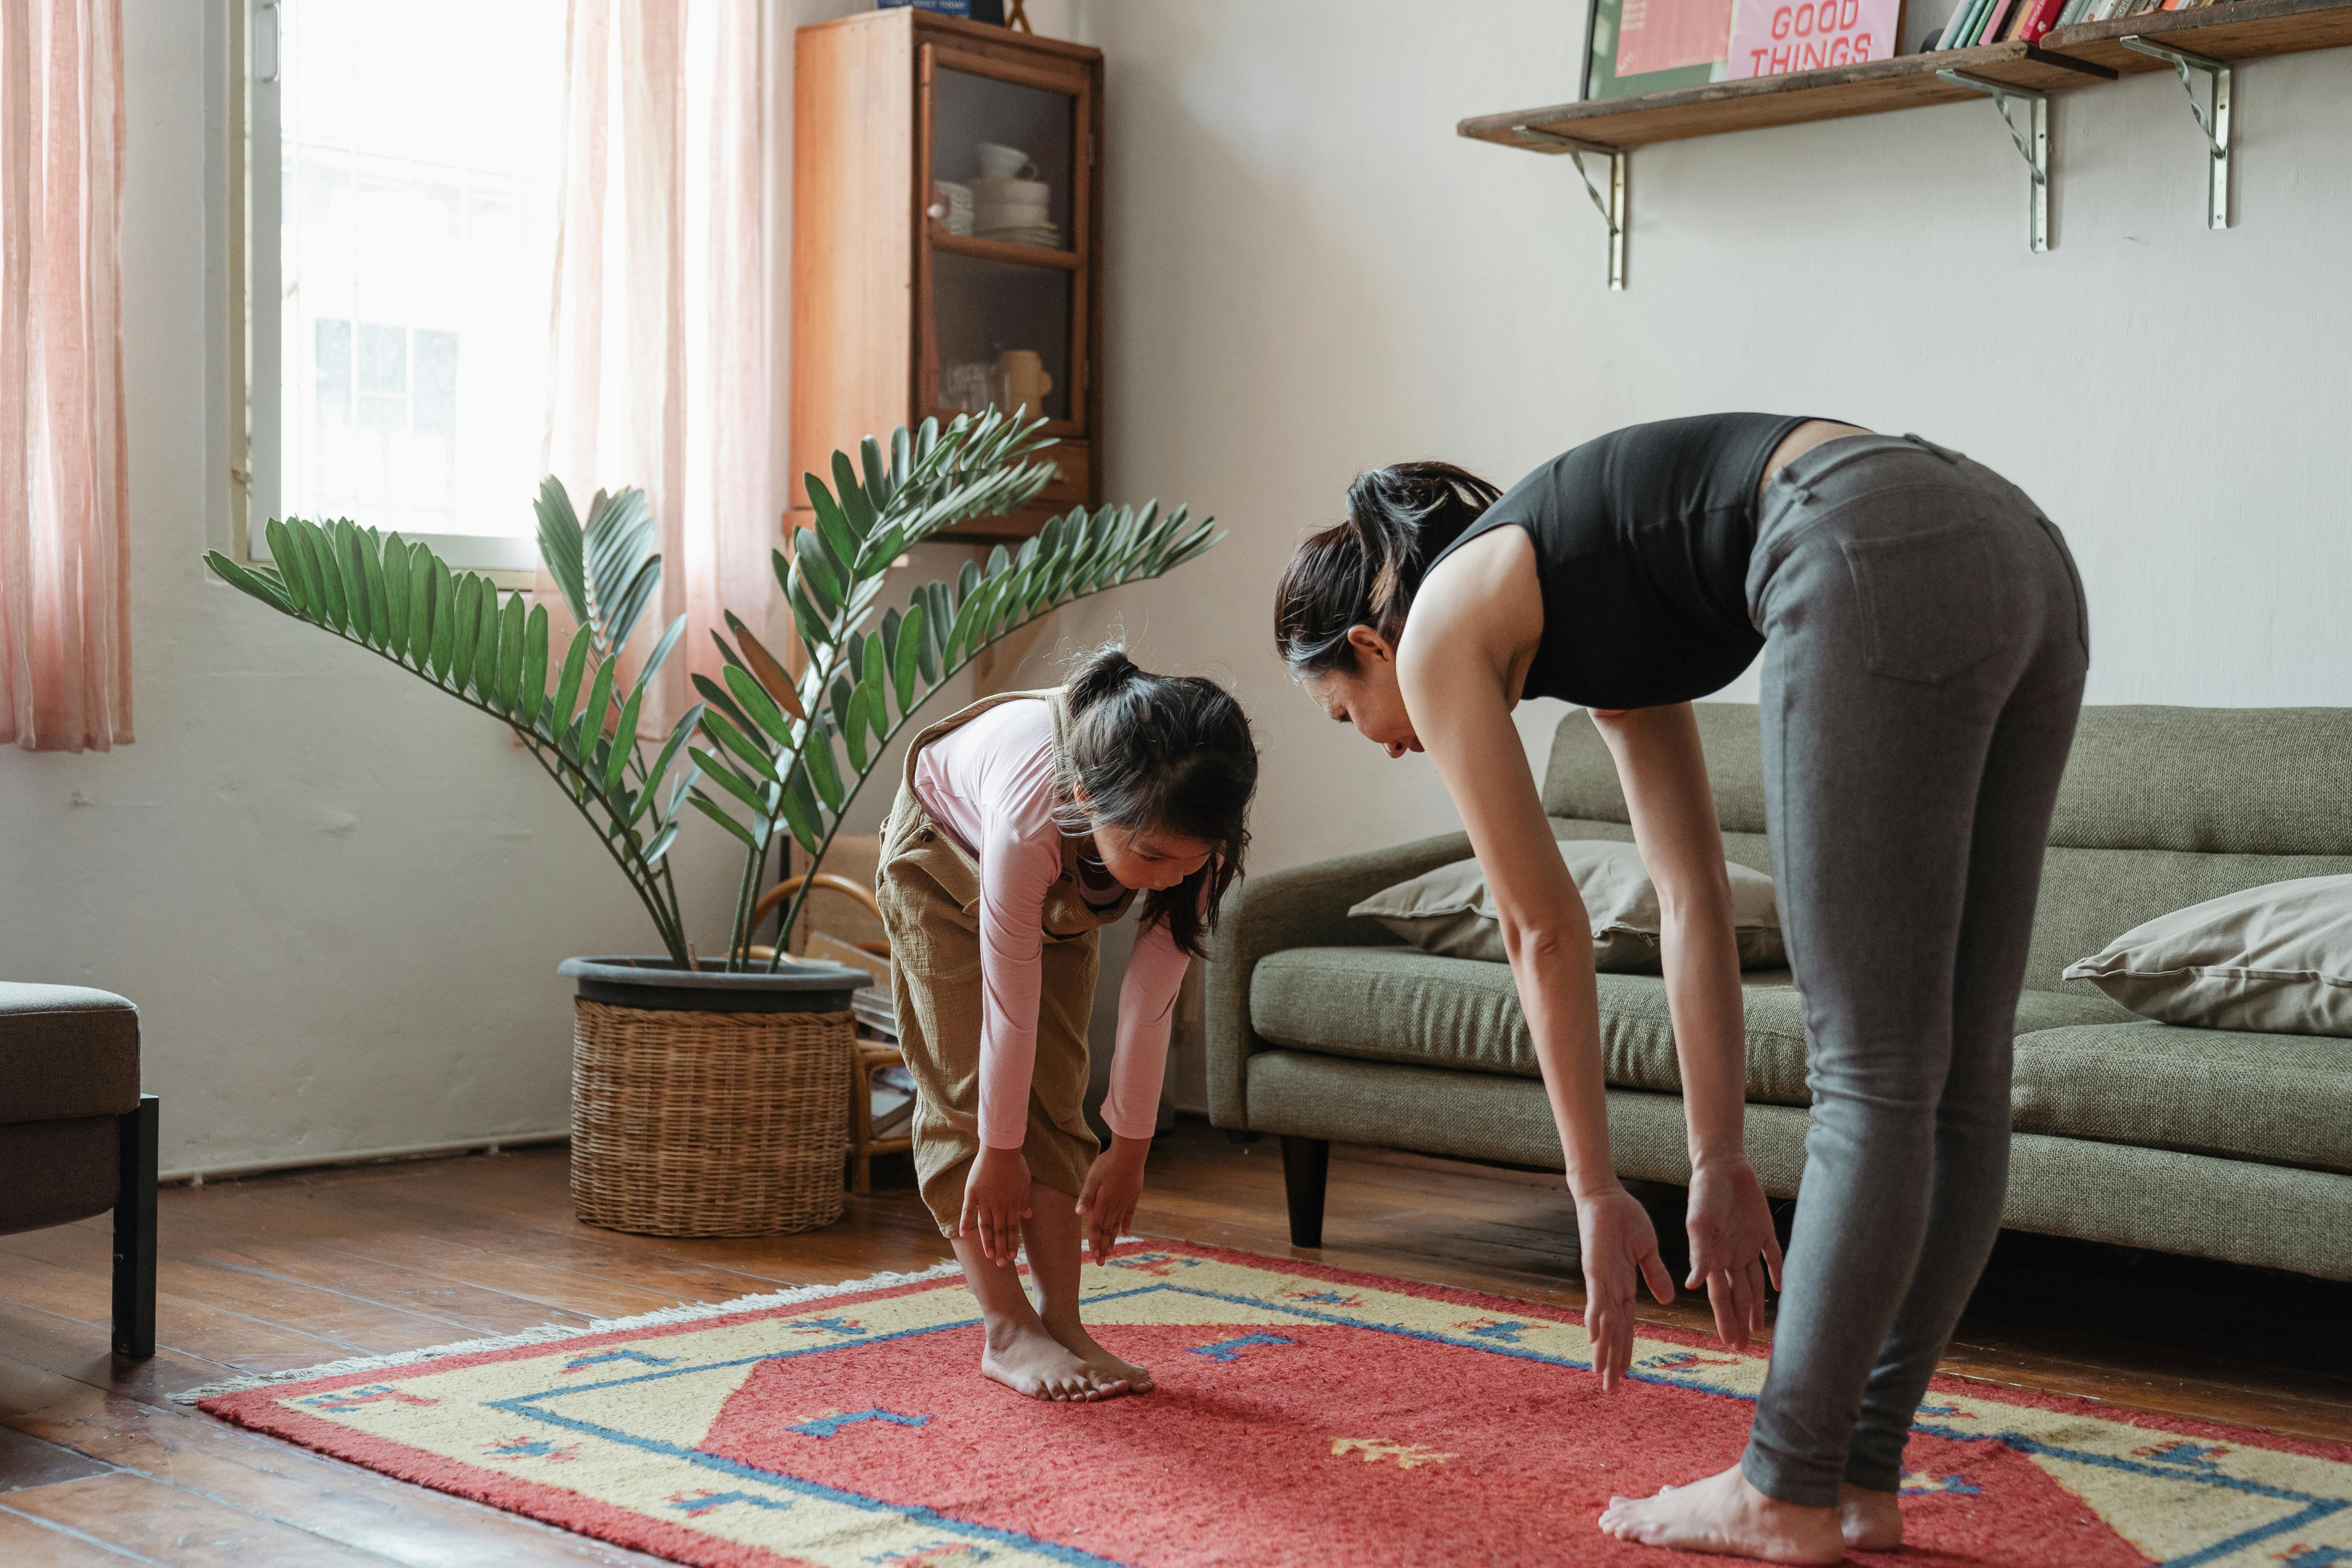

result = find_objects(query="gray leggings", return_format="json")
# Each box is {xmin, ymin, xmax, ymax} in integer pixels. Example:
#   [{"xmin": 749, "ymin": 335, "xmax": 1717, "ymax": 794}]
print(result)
[{"xmin": 1738, "ymin": 434, "xmax": 2089, "ymax": 1507}]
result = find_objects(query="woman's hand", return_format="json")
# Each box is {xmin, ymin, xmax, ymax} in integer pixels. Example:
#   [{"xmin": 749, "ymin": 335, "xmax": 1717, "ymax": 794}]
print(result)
[
  {"xmin": 1685, "ymin": 1155, "xmax": 1784, "ymax": 1350},
  {"xmin": 1075, "ymin": 1135, "xmax": 1150, "ymax": 1264},
  {"xmin": 959, "ymin": 1144, "xmax": 1033, "ymax": 1267},
  {"xmin": 1577, "ymin": 1186, "xmax": 1679, "ymax": 1391}
]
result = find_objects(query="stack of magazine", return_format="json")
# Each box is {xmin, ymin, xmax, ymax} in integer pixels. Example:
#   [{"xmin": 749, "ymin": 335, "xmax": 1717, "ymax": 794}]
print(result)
[
  {"xmin": 868, "ymin": 1062, "xmax": 915, "ymax": 1141},
  {"xmin": 852, "ymin": 984, "xmax": 897, "ymax": 1042}
]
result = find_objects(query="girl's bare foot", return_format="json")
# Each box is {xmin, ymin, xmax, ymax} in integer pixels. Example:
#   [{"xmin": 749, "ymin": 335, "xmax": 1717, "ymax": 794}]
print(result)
[
  {"xmin": 1045, "ymin": 1317, "xmax": 1154, "ymax": 1393},
  {"xmin": 980, "ymin": 1318, "xmax": 1129, "ymax": 1402},
  {"xmin": 1839, "ymin": 1482, "xmax": 1901, "ymax": 1551},
  {"xmin": 1598, "ymin": 1465, "xmax": 1845, "ymax": 1564}
]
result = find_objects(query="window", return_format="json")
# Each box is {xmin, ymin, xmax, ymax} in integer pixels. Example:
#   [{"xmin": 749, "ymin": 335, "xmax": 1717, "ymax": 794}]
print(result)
[{"xmin": 244, "ymin": 0, "xmax": 568, "ymax": 576}]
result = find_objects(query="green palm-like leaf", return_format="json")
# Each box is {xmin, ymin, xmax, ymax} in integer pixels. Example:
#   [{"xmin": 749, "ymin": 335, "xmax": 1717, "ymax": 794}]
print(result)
[{"xmin": 536, "ymin": 478, "xmax": 663, "ymax": 661}]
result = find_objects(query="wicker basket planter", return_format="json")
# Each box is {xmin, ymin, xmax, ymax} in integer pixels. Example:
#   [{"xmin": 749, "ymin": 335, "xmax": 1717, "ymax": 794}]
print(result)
[{"xmin": 556, "ymin": 957, "xmax": 867, "ymax": 1238}]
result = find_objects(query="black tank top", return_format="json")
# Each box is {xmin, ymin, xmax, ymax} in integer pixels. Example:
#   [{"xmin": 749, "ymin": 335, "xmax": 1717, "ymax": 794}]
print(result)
[{"xmin": 1427, "ymin": 413, "xmax": 1811, "ymax": 710}]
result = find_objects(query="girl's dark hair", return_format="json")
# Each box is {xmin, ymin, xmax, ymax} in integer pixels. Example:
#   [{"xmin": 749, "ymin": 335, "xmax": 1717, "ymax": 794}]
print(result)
[
  {"xmin": 1273, "ymin": 460, "xmax": 1501, "ymax": 678},
  {"xmin": 1058, "ymin": 644, "xmax": 1257, "ymax": 959}
]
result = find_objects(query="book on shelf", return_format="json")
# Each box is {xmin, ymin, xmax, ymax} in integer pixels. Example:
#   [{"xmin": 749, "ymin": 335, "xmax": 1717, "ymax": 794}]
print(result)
[
  {"xmin": 1937, "ymin": 0, "xmax": 1995, "ymax": 48},
  {"xmin": 2014, "ymin": 0, "xmax": 2063, "ymax": 41}
]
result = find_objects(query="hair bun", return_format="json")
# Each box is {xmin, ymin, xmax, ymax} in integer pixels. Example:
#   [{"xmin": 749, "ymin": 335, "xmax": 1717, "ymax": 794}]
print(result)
[{"xmin": 1065, "ymin": 642, "xmax": 1144, "ymax": 716}]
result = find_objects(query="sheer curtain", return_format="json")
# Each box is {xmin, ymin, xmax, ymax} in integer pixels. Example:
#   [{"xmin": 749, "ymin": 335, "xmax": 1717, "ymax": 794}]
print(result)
[
  {"xmin": 0, "ymin": 0, "xmax": 131, "ymax": 752},
  {"xmin": 543, "ymin": 0, "xmax": 770, "ymax": 719}
]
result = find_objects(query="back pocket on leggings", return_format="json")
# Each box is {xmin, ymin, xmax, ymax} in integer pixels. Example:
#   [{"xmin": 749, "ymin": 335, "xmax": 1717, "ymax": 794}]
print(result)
[{"xmin": 1841, "ymin": 523, "xmax": 2008, "ymax": 684}]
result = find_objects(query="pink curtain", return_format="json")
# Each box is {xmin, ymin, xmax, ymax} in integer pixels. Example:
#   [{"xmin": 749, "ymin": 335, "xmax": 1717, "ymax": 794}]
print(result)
[
  {"xmin": 543, "ymin": 0, "xmax": 770, "ymax": 721},
  {"xmin": 0, "ymin": 0, "xmax": 130, "ymax": 752}
]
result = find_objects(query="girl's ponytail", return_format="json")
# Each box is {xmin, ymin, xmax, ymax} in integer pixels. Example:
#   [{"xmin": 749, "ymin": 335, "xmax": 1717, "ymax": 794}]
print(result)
[
  {"xmin": 1273, "ymin": 459, "xmax": 1501, "ymax": 678},
  {"xmin": 1064, "ymin": 643, "xmax": 1146, "ymax": 720},
  {"xmin": 1060, "ymin": 644, "xmax": 1258, "ymax": 959}
]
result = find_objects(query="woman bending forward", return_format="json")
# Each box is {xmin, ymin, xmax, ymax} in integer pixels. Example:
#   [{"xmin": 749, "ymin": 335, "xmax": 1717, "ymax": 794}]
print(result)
[{"xmin": 1273, "ymin": 417, "xmax": 2087, "ymax": 1563}]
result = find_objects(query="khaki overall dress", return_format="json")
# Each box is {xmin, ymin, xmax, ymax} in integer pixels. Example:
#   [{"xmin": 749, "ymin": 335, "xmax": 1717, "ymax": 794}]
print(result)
[{"xmin": 875, "ymin": 689, "xmax": 1137, "ymax": 1236}]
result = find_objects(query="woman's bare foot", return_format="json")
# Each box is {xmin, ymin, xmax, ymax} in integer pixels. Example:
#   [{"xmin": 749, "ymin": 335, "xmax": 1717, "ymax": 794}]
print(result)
[
  {"xmin": 1839, "ymin": 1482, "xmax": 1901, "ymax": 1551},
  {"xmin": 1598, "ymin": 1465, "xmax": 1845, "ymax": 1564},
  {"xmin": 980, "ymin": 1318, "xmax": 1128, "ymax": 1402},
  {"xmin": 1045, "ymin": 1317, "xmax": 1154, "ymax": 1393}
]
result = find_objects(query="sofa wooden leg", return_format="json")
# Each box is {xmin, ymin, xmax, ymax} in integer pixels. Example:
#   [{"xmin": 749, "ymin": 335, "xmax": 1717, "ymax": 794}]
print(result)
[
  {"xmin": 113, "ymin": 1094, "xmax": 158, "ymax": 1360},
  {"xmin": 1280, "ymin": 1135, "xmax": 1328, "ymax": 1249}
]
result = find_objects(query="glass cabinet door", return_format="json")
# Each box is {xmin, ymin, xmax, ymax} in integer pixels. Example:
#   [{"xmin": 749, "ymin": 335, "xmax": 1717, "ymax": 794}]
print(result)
[{"xmin": 919, "ymin": 47, "xmax": 1089, "ymax": 435}]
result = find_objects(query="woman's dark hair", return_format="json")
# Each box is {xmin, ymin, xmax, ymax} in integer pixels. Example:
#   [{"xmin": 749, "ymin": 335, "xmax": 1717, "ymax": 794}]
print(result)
[
  {"xmin": 1057, "ymin": 644, "xmax": 1257, "ymax": 959},
  {"xmin": 1273, "ymin": 460, "xmax": 1501, "ymax": 678}
]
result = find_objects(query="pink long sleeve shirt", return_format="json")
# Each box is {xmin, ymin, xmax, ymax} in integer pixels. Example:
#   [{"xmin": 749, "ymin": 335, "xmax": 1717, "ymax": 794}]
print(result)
[{"xmin": 912, "ymin": 698, "xmax": 1189, "ymax": 1150}]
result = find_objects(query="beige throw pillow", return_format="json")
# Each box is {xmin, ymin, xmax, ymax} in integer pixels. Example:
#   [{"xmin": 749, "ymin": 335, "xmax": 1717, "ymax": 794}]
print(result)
[
  {"xmin": 1349, "ymin": 839, "xmax": 1785, "ymax": 972},
  {"xmin": 2062, "ymin": 874, "xmax": 2352, "ymax": 1037}
]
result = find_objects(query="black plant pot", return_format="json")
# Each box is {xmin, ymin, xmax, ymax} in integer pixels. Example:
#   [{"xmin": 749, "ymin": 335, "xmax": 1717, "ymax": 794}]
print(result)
[{"xmin": 556, "ymin": 955, "xmax": 866, "ymax": 1014}]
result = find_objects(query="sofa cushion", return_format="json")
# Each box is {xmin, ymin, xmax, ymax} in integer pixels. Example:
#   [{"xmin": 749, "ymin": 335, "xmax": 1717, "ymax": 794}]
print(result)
[
  {"xmin": 1251, "ymin": 946, "xmax": 2127, "ymax": 1107},
  {"xmin": 0, "ymin": 983, "xmax": 140, "ymax": 1124},
  {"xmin": 1544, "ymin": 702, "xmax": 2352, "ymax": 858},
  {"xmin": 1349, "ymin": 839, "xmax": 1785, "ymax": 971},
  {"xmin": 2061, "ymin": 874, "xmax": 2352, "ymax": 1036},
  {"xmin": 2013, "ymin": 1021, "xmax": 2352, "ymax": 1174}
]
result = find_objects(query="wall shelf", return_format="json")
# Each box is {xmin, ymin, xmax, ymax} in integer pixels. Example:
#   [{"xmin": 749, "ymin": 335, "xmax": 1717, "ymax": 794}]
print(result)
[
  {"xmin": 1457, "ymin": 42, "xmax": 2112, "ymax": 153},
  {"xmin": 2043, "ymin": 0, "xmax": 2352, "ymax": 72},
  {"xmin": 1459, "ymin": 0, "xmax": 2351, "ymax": 282}
]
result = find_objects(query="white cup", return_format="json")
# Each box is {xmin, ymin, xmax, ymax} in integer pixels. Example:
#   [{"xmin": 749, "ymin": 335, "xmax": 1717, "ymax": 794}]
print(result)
[{"xmin": 976, "ymin": 141, "xmax": 1039, "ymax": 180}]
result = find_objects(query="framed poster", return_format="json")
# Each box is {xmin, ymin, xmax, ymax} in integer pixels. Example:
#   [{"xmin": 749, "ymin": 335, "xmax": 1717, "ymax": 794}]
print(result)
[{"xmin": 1582, "ymin": 0, "xmax": 1736, "ymax": 100}]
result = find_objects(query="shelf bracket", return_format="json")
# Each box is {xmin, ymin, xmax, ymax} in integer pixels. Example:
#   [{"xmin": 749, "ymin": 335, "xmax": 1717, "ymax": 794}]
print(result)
[
  {"xmin": 2120, "ymin": 36, "xmax": 2231, "ymax": 230},
  {"xmin": 1937, "ymin": 71, "xmax": 2050, "ymax": 254},
  {"xmin": 1512, "ymin": 124, "xmax": 1629, "ymax": 291}
]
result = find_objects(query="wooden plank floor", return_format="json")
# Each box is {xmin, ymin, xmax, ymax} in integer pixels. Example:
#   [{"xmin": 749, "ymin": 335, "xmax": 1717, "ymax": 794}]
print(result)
[{"xmin": 2, "ymin": 1121, "xmax": 2348, "ymax": 1564}]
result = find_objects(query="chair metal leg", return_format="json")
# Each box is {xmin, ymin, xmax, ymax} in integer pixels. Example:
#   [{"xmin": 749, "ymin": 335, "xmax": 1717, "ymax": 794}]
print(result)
[
  {"xmin": 1279, "ymin": 1135, "xmax": 1329, "ymax": 1249},
  {"xmin": 113, "ymin": 1094, "xmax": 158, "ymax": 1359}
]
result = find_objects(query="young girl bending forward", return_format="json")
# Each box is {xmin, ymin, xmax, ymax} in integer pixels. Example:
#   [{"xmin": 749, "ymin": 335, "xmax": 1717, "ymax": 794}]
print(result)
[{"xmin": 877, "ymin": 647, "xmax": 1257, "ymax": 1402}]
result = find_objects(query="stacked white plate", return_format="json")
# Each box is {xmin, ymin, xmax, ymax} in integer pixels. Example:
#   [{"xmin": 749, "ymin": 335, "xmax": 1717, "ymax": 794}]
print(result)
[
  {"xmin": 969, "ymin": 177, "xmax": 1057, "ymax": 248},
  {"xmin": 978, "ymin": 223, "xmax": 1060, "ymax": 248}
]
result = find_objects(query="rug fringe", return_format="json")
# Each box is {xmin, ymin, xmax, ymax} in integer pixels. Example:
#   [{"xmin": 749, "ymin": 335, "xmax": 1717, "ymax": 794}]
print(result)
[{"xmin": 170, "ymin": 1258, "xmax": 968, "ymax": 1405}]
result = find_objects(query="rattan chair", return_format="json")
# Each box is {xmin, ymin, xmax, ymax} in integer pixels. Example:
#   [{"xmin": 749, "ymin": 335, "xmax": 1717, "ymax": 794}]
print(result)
[{"xmin": 750, "ymin": 873, "xmax": 907, "ymax": 1195}]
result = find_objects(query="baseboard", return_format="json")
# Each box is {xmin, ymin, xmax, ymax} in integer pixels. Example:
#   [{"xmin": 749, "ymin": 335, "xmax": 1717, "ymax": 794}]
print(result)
[{"xmin": 160, "ymin": 1130, "xmax": 570, "ymax": 1187}]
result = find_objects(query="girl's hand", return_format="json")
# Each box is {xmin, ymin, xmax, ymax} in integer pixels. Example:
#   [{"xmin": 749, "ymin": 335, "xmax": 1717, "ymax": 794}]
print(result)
[
  {"xmin": 960, "ymin": 1145, "xmax": 1033, "ymax": 1267},
  {"xmin": 1075, "ymin": 1136, "xmax": 1150, "ymax": 1264},
  {"xmin": 1685, "ymin": 1155, "xmax": 1784, "ymax": 1350},
  {"xmin": 1576, "ymin": 1187, "xmax": 1678, "ymax": 1392}
]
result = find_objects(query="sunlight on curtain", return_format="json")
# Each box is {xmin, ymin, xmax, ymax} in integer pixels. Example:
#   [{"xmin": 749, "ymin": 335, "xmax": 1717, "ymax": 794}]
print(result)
[
  {"xmin": 543, "ymin": 0, "xmax": 771, "ymax": 723},
  {"xmin": 0, "ymin": 0, "xmax": 130, "ymax": 752}
]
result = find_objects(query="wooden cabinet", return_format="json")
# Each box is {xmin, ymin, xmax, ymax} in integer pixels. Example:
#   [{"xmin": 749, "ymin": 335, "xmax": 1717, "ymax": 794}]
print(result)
[{"xmin": 792, "ymin": 10, "xmax": 1103, "ymax": 542}]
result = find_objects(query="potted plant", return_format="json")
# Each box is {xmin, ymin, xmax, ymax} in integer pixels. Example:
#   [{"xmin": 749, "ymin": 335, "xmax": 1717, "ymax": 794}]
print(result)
[{"xmin": 203, "ymin": 410, "xmax": 1221, "ymax": 1235}]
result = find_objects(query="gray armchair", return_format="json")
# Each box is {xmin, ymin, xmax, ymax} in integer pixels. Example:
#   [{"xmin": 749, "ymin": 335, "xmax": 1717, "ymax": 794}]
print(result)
[{"xmin": 0, "ymin": 984, "xmax": 156, "ymax": 1358}]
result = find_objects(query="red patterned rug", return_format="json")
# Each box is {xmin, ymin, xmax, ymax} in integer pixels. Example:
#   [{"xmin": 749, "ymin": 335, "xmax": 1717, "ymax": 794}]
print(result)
[{"xmin": 185, "ymin": 1241, "xmax": 2352, "ymax": 1567}]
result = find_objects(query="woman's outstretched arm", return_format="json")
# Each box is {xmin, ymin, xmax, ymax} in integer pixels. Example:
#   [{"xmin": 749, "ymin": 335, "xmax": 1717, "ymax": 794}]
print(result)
[
  {"xmin": 1591, "ymin": 704, "xmax": 1785, "ymax": 1347},
  {"xmin": 1399, "ymin": 533, "xmax": 1675, "ymax": 1391}
]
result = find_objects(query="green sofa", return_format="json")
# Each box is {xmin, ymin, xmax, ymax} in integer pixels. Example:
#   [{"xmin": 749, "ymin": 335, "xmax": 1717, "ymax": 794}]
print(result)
[{"xmin": 1208, "ymin": 704, "xmax": 2352, "ymax": 1281}]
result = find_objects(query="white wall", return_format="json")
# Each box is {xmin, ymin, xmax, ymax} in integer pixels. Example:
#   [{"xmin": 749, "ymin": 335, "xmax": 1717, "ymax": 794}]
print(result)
[{"xmin": 1069, "ymin": 1, "xmax": 2352, "ymax": 886}]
